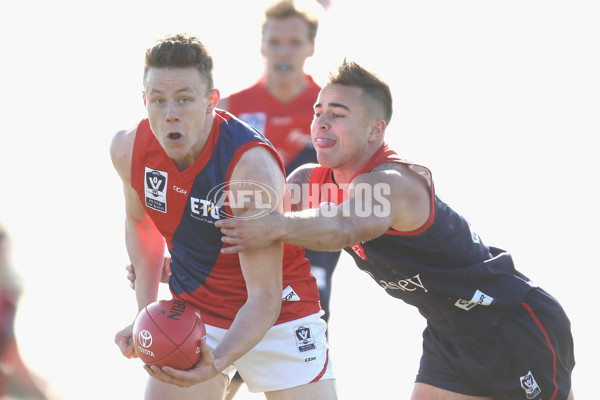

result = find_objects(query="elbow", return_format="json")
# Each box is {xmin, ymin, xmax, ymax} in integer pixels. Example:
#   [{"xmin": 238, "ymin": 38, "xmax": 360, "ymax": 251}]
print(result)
[
  {"xmin": 331, "ymin": 218, "xmax": 359, "ymax": 250},
  {"xmin": 261, "ymin": 290, "xmax": 282, "ymax": 325},
  {"xmin": 268, "ymin": 295, "xmax": 282, "ymax": 324}
]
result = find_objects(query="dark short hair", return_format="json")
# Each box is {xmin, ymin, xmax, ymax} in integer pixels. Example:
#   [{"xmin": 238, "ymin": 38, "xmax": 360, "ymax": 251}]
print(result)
[
  {"xmin": 262, "ymin": 0, "xmax": 322, "ymax": 43},
  {"xmin": 329, "ymin": 59, "xmax": 393, "ymax": 125},
  {"xmin": 144, "ymin": 33, "xmax": 214, "ymax": 91}
]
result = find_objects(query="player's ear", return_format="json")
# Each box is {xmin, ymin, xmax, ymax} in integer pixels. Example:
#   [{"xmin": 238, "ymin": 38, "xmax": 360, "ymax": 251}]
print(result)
[
  {"xmin": 207, "ymin": 89, "xmax": 220, "ymax": 113},
  {"xmin": 368, "ymin": 119, "xmax": 386, "ymax": 143},
  {"xmin": 142, "ymin": 92, "xmax": 147, "ymax": 106}
]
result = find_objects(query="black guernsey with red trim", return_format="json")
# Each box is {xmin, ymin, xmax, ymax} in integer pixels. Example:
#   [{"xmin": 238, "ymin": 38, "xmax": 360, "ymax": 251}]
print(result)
[
  {"xmin": 306, "ymin": 143, "xmax": 574, "ymax": 398},
  {"xmin": 308, "ymin": 143, "xmax": 535, "ymax": 343}
]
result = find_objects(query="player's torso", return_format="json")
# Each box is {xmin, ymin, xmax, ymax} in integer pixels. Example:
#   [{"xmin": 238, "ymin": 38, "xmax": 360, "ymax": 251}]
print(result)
[
  {"xmin": 309, "ymin": 145, "xmax": 534, "ymax": 341},
  {"xmin": 131, "ymin": 113, "xmax": 320, "ymax": 327}
]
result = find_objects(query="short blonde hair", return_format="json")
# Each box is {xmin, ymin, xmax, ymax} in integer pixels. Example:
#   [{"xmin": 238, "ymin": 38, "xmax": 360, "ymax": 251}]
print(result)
[{"xmin": 262, "ymin": 0, "xmax": 323, "ymax": 43}]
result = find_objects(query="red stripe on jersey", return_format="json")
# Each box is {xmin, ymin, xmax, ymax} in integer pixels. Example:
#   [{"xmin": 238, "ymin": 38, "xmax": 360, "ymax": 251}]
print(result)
[{"xmin": 521, "ymin": 301, "xmax": 559, "ymax": 400}]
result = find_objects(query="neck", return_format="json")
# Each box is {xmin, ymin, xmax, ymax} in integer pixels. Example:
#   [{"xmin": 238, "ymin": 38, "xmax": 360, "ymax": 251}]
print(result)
[
  {"xmin": 265, "ymin": 73, "xmax": 308, "ymax": 103},
  {"xmin": 331, "ymin": 142, "xmax": 385, "ymax": 186}
]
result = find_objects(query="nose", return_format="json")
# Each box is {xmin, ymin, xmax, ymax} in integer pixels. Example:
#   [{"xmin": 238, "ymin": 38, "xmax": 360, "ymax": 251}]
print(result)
[
  {"xmin": 315, "ymin": 113, "xmax": 329, "ymax": 130},
  {"xmin": 165, "ymin": 102, "xmax": 180, "ymax": 123}
]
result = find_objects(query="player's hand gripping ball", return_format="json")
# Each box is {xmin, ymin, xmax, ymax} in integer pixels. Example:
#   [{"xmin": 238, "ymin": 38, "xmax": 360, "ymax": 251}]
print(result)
[{"xmin": 132, "ymin": 299, "xmax": 206, "ymax": 370}]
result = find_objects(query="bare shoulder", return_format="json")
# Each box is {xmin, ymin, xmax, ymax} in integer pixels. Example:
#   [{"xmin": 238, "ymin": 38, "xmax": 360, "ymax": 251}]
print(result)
[
  {"xmin": 354, "ymin": 162, "xmax": 432, "ymax": 232},
  {"xmin": 109, "ymin": 124, "xmax": 139, "ymax": 180},
  {"xmin": 364, "ymin": 162, "xmax": 430, "ymax": 187},
  {"xmin": 351, "ymin": 163, "xmax": 430, "ymax": 207},
  {"xmin": 287, "ymin": 163, "xmax": 319, "ymax": 186},
  {"xmin": 229, "ymin": 145, "xmax": 286, "ymax": 216},
  {"xmin": 231, "ymin": 145, "xmax": 284, "ymax": 183}
]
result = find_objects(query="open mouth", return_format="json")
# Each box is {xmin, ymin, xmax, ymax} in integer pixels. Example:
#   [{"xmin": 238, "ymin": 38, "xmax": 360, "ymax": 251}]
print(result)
[{"xmin": 167, "ymin": 132, "xmax": 183, "ymax": 140}]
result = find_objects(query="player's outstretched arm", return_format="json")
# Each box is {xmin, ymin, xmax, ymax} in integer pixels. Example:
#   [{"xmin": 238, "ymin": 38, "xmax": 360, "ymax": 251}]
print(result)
[{"xmin": 217, "ymin": 165, "xmax": 431, "ymax": 253}]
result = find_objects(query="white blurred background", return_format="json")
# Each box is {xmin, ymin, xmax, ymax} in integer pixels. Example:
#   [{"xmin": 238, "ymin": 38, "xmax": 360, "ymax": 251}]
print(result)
[{"xmin": 0, "ymin": 0, "xmax": 597, "ymax": 398}]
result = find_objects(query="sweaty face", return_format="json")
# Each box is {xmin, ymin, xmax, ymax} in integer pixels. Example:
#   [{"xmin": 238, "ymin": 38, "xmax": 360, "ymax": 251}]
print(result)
[
  {"xmin": 311, "ymin": 84, "xmax": 380, "ymax": 177},
  {"xmin": 261, "ymin": 16, "xmax": 315, "ymax": 82},
  {"xmin": 144, "ymin": 67, "xmax": 215, "ymax": 170}
]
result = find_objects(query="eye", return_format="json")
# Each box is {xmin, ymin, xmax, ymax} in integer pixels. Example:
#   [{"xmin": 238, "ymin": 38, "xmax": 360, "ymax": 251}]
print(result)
[
  {"xmin": 154, "ymin": 98, "xmax": 165, "ymax": 104},
  {"xmin": 314, "ymin": 112, "xmax": 321, "ymax": 117},
  {"xmin": 180, "ymin": 97, "xmax": 191, "ymax": 103}
]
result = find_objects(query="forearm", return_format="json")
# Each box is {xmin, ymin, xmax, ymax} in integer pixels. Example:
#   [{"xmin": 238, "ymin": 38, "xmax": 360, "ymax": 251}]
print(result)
[
  {"xmin": 212, "ymin": 295, "xmax": 280, "ymax": 371},
  {"xmin": 125, "ymin": 218, "xmax": 165, "ymax": 311},
  {"xmin": 278, "ymin": 207, "xmax": 355, "ymax": 251}
]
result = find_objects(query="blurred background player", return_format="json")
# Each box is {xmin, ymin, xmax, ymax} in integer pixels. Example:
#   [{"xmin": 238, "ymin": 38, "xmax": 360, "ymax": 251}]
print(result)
[{"xmin": 0, "ymin": 220, "xmax": 51, "ymax": 400}]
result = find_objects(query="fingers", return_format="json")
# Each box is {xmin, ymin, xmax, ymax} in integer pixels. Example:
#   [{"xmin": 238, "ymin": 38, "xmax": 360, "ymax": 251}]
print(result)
[
  {"xmin": 219, "ymin": 242, "xmax": 243, "ymax": 255},
  {"xmin": 199, "ymin": 336, "xmax": 214, "ymax": 363},
  {"xmin": 143, "ymin": 337, "xmax": 218, "ymax": 388},
  {"xmin": 114, "ymin": 327, "xmax": 137, "ymax": 359},
  {"xmin": 126, "ymin": 264, "xmax": 136, "ymax": 290},
  {"xmin": 214, "ymin": 219, "xmax": 237, "ymax": 229},
  {"xmin": 144, "ymin": 364, "xmax": 196, "ymax": 388}
]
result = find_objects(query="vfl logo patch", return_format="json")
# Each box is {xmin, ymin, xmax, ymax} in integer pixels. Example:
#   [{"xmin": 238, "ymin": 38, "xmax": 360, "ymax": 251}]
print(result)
[
  {"xmin": 454, "ymin": 289, "xmax": 494, "ymax": 311},
  {"xmin": 520, "ymin": 371, "xmax": 541, "ymax": 399},
  {"xmin": 294, "ymin": 325, "xmax": 316, "ymax": 352},
  {"xmin": 144, "ymin": 168, "xmax": 168, "ymax": 213}
]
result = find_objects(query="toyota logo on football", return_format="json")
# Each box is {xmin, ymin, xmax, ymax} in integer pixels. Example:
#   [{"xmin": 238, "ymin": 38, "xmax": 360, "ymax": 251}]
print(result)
[
  {"xmin": 138, "ymin": 330, "xmax": 153, "ymax": 348},
  {"xmin": 208, "ymin": 180, "xmax": 279, "ymax": 219}
]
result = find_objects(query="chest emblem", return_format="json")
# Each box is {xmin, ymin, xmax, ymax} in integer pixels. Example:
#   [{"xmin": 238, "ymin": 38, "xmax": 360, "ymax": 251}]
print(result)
[{"xmin": 144, "ymin": 168, "xmax": 168, "ymax": 213}]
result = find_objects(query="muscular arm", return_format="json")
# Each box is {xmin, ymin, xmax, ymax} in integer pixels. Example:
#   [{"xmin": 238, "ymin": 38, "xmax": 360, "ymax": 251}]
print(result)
[
  {"xmin": 217, "ymin": 164, "xmax": 431, "ymax": 253},
  {"xmin": 211, "ymin": 145, "xmax": 285, "ymax": 371},
  {"xmin": 110, "ymin": 127, "xmax": 165, "ymax": 311}
]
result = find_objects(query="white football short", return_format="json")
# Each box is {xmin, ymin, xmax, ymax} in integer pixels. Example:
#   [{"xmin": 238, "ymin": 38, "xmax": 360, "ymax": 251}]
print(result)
[{"xmin": 204, "ymin": 312, "xmax": 335, "ymax": 393}]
